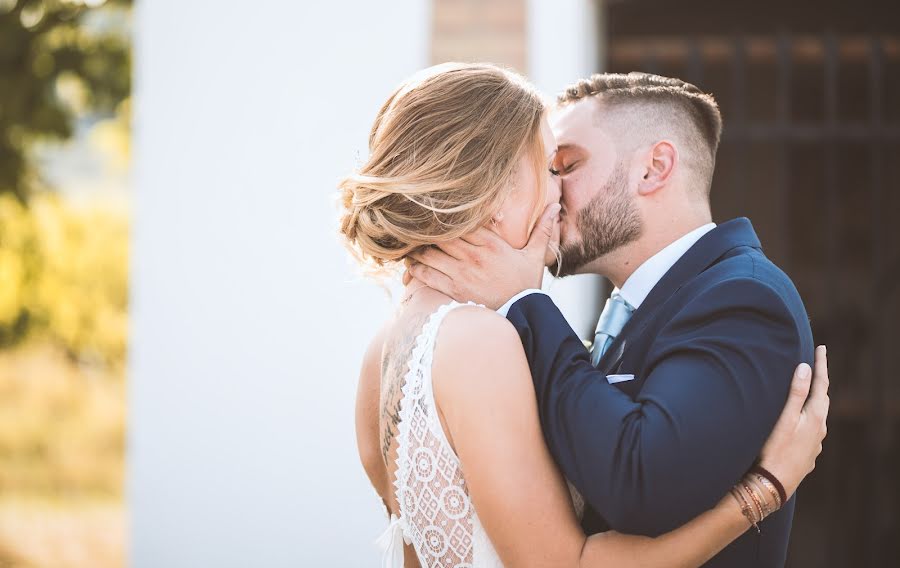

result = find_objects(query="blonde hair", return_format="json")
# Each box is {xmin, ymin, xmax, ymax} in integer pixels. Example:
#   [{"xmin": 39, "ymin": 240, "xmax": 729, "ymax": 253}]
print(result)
[{"xmin": 339, "ymin": 62, "xmax": 547, "ymax": 272}]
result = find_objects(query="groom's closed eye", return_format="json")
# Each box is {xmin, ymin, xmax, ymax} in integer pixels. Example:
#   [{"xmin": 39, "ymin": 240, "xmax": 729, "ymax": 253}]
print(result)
[
  {"xmin": 553, "ymin": 146, "xmax": 582, "ymax": 175},
  {"xmin": 550, "ymin": 156, "xmax": 571, "ymax": 176}
]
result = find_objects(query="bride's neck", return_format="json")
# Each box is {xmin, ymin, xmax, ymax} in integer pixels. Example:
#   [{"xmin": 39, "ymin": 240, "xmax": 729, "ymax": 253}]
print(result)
[
  {"xmin": 400, "ymin": 278, "xmax": 450, "ymax": 309},
  {"xmin": 400, "ymin": 278, "xmax": 430, "ymax": 304}
]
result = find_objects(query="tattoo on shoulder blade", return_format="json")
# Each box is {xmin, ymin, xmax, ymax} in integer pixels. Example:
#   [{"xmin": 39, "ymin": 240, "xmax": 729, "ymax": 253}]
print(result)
[{"xmin": 379, "ymin": 313, "xmax": 428, "ymax": 465}]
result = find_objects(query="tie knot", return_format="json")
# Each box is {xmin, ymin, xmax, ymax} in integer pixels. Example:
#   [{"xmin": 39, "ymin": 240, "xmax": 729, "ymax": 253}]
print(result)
[
  {"xmin": 610, "ymin": 291, "xmax": 628, "ymax": 304},
  {"xmin": 595, "ymin": 293, "xmax": 634, "ymax": 338}
]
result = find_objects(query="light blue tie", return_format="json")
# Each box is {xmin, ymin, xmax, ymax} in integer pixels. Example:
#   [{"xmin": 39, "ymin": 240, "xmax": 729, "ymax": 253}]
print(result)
[{"xmin": 590, "ymin": 292, "xmax": 635, "ymax": 367}]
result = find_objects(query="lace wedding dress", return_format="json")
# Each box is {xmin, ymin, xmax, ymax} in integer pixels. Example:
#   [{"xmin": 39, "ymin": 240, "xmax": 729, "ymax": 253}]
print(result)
[{"xmin": 375, "ymin": 301, "xmax": 583, "ymax": 567}]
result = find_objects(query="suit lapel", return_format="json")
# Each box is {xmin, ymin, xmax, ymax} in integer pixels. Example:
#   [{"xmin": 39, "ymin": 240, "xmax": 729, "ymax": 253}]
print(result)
[
  {"xmin": 596, "ymin": 218, "xmax": 763, "ymax": 375},
  {"xmin": 598, "ymin": 338, "xmax": 627, "ymax": 375}
]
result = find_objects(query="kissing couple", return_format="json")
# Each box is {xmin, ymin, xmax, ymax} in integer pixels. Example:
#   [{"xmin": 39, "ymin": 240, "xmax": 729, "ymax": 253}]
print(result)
[{"xmin": 341, "ymin": 62, "xmax": 829, "ymax": 567}]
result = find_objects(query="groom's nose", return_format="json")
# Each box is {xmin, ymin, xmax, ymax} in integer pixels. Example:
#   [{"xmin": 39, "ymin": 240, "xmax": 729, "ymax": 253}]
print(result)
[{"xmin": 557, "ymin": 177, "xmax": 572, "ymax": 207}]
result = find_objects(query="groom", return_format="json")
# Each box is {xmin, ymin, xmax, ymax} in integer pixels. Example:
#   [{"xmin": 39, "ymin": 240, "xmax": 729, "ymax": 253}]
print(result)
[{"xmin": 408, "ymin": 72, "xmax": 814, "ymax": 566}]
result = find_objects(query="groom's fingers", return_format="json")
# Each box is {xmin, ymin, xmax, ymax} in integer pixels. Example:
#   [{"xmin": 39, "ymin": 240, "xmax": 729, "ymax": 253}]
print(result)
[
  {"xmin": 460, "ymin": 227, "xmax": 502, "ymax": 247},
  {"xmin": 407, "ymin": 261, "xmax": 455, "ymax": 298},
  {"xmin": 409, "ymin": 246, "xmax": 459, "ymax": 275},
  {"xmin": 401, "ymin": 259, "xmax": 413, "ymax": 285},
  {"xmin": 436, "ymin": 238, "xmax": 476, "ymax": 261}
]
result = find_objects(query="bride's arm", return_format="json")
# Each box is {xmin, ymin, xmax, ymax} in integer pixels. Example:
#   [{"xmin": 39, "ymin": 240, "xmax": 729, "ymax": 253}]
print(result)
[{"xmin": 433, "ymin": 309, "xmax": 828, "ymax": 568}]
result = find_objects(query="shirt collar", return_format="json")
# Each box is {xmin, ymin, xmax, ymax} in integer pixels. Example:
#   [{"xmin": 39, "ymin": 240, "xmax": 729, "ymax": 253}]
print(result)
[{"xmin": 614, "ymin": 223, "xmax": 717, "ymax": 310}]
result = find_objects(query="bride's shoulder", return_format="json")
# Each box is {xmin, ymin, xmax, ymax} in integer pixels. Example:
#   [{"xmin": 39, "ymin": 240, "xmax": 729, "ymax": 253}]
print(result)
[
  {"xmin": 432, "ymin": 304, "xmax": 528, "ymax": 390},
  {"xmin": 439, "ymin": 303, "xmax": 520, "ymax": 354},
  {"xmin": 431, "ymin": 304, "xmax": 533, "ymax": 445}
]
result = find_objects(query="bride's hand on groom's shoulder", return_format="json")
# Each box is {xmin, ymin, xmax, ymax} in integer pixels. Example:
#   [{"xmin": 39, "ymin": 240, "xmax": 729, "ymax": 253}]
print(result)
[
  {"xmin": 407, "ymin": 203, "xmax": 561, "ymax": 309},
  {"xmin": 757, "ymin": 345, "xmax": 830, "ymax": 499}
]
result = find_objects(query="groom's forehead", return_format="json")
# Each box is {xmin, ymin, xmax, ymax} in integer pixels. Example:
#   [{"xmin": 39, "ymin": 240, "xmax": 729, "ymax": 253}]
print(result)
[{"xmin": 550, "ymin": 98, "xmax": 607, "ymax": 145}]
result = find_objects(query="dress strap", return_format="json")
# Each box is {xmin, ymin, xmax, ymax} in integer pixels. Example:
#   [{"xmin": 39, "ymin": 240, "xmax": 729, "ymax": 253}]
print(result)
[{"xmin": 399, "ymin": 300, "xmax": 477, "ymax": 402}]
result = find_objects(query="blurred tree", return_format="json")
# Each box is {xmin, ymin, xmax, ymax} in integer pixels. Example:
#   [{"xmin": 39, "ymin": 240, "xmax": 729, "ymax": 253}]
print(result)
[
  {"xmin": 0, "ymin": 193, "xmax": 128, "ymax": 367},
  {"xmin": 0, "ymin": 0, "xmax": 131, "ymax": 202}
]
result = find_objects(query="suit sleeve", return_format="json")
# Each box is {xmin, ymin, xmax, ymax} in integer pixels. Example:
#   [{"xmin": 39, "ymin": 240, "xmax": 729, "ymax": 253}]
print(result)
[{"xmin": 506, "ymin": 276, "xmax": 810, "ymax": 536}]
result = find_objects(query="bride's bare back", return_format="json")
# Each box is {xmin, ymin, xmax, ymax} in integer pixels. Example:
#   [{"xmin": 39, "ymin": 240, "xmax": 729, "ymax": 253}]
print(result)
[
  {"xmin": 356, "ymin": 291, "xmax": 454, "ymax": 567},
  {"xmin": 374, "ymin": 308, "xmax": 430, "ymax": 506}
]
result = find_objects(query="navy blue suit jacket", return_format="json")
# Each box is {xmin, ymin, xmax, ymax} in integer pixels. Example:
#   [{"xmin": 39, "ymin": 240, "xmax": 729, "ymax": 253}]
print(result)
[{"xmin": 506, "ymin": 218, "xmax": 814, "ymax": 567}]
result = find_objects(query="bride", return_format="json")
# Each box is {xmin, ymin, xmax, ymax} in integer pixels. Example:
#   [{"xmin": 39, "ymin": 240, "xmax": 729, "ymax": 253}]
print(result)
[{"xmin": 340, "ymin": 62, "xmax": 829, "ymax": 567}]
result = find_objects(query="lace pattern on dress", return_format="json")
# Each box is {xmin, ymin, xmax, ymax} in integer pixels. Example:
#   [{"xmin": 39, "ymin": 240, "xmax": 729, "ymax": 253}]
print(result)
[
  {"xmin": 384, "ymin": 300, "xmax": 580, "ymax": 567},
  {"xmin": 393, "ymin": 301, "xmax": 482, "ymax": 568}
]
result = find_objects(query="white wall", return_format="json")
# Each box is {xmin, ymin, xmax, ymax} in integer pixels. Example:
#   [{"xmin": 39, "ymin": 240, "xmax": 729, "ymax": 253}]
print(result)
[
  {"xmin": 528, "ymin": 0, "xmax": 606, "ymax": 337},
  {"xmin": 130, "ymin": 2, "xmax": 429, "ymax": 566},
  {"xmin": 131, "ymin": 1, "xmax": 604, "ymax": 566}
]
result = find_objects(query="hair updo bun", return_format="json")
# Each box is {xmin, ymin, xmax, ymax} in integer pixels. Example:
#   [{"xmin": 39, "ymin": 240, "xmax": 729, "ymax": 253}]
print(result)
[{"xmin": 338, "ymin": 62, "xmax": 546, "ymax": 273}]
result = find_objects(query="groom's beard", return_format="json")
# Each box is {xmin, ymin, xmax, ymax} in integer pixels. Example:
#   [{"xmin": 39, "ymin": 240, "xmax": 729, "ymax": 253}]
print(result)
[{"xmin": 552, "ymin": 163, "xmax": 643, "ymax": 277}]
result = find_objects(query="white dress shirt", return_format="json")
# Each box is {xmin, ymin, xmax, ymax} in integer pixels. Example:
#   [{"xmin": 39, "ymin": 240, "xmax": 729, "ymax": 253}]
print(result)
[
  {"xmin": 496, "ymin": 223, "xmax": 717, "ymax": 316},
  {"xmin": 615, "ymin": 223, "xmax": 716, "ymax": 310}
]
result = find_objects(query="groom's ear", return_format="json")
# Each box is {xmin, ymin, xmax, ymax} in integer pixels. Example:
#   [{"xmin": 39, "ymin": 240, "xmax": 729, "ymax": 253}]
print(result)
[{"xmin": 637, "ymin": 140, "xmax": 677, "ymax": 196}]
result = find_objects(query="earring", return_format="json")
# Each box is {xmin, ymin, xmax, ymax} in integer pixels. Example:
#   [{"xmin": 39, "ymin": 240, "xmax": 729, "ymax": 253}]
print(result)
[{"xmin": 491, "ymin": 212, "xmax": 504, "ymax": 226}]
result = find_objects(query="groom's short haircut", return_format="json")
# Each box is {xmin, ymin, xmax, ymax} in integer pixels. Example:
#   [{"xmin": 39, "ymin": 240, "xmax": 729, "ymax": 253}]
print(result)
[{"xmin": 557, "ymin": 72, "xmax": 722, "ymax": 198}]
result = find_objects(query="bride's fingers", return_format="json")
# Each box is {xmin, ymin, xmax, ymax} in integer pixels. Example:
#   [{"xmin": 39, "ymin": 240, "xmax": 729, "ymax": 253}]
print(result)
[
  {"xmin": 524, "ymin": 203, "xmax": 561, "ymax": 256},
  {"xmin": 758, "ymin": 362, "xmax": 812, "ymax": 488},
  {"xmin": 783, "ymin": 363, "xmax": 812, "ymax": 421},
  {"xmin": 550, "ymin": 207, "xmax": 561, "ymax": 248},
  {"xmin": 804, "ymin": 345, "xmax": 830, "ymax": 416}
]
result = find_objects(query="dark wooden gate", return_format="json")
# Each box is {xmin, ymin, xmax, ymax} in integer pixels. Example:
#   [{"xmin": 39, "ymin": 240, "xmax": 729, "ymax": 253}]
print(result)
[{"xmin": 602, "ymin": 0, "xmax": 900, "ymax": 565}]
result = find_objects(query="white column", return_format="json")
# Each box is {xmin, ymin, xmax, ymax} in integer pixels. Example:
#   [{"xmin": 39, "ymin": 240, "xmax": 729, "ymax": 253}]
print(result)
[
  {"xmin": 130, "ymin": 2, "xmax": 429, "ymax": 566},
  {"xmin": 527, "ymin": 0, "xmax": 606, "ymax": 338}
]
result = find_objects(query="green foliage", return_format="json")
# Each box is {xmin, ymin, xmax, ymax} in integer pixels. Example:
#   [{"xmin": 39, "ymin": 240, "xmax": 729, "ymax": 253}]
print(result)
[
  {"xmin": 0, "ymin": 191, "xmax": 127, "ymax": 501},
  {"xmin": 0, "ymin": 0, "xmax": 131, "ymax": 201},
  {"xmin": 0, "ymin": 193, "xmax": 128, "ymax": 370}
]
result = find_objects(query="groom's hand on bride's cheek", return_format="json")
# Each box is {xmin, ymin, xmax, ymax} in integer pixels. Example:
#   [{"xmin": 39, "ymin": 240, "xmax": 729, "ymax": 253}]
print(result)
[{"xmin": 407, "ymin": 204, "xmax": 560, "ymax": 309}]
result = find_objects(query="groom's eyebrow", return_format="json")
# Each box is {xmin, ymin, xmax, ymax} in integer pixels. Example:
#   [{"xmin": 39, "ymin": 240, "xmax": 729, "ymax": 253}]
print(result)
[{"xmin": 556, "ymin": 143, "xmax": 584, "ymax": 155}]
